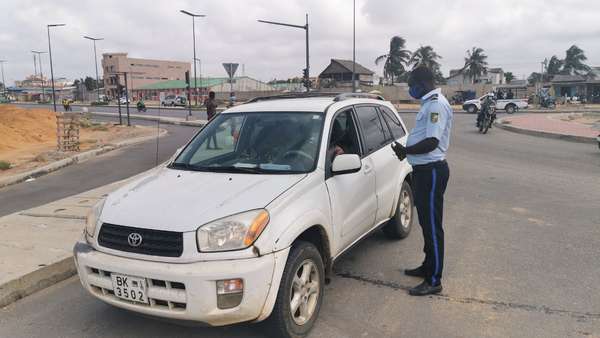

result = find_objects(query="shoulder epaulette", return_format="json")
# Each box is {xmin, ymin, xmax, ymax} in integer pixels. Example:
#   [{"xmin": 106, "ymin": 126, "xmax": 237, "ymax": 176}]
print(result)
[{"xmin": 427, "ymin": 94, "xmax": 439, "ymax": 102}]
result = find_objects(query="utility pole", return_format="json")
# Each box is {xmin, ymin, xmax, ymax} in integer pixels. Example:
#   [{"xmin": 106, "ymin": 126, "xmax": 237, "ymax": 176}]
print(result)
[
  {"xmin": 84, "ymin": 36, "xmax": 104, "ymax": 103},
  {"xmin": 258, "ymin": 14, "xmax": 310, "ymax": 92},
  {"xmin": 352, "ymin": 0, "xmax": 356, "ymax": 92},
  {"xmin": 0, "ymin": 60, "xmax": 7, "ymax": 96},
  {"xmin": 32, "ymin": 51, "xmax": 47, "ymax": 101},
  {"xmin": 180, "ymin": 10, "xmax": 206, "ymax": 107},
  {"xmin": 47, "ymin": 23, "xmax": 66, "ymax": 112}
]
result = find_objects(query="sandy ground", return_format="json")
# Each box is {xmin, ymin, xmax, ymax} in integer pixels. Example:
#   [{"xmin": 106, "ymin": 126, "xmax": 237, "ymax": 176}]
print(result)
[
  {"xmin": 553, "ymin": 112, "xmax": 600, "ymax": 128},
  {"xmin": 0, "ymin": 105, "xmax": 156, "ymax": 177}
]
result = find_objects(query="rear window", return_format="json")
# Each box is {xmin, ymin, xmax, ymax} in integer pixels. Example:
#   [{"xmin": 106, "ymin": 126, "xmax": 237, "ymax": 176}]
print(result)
[
  {"xmin": 379, "ymin": 106, "xmax": 406, "ymax": 138},
  {"xmin": 355, "ymin": 106, "xmax": 390, "ymax": 154}
]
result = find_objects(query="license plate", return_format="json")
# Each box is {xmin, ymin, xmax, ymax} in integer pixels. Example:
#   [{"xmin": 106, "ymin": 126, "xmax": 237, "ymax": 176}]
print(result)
[{"xmin": 111, "ymin": 273, "xmax": 148, "ymax": 304}]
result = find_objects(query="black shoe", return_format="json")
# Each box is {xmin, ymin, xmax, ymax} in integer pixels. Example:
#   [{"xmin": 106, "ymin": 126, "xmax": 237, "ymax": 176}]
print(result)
[
  {"xmin": 404, "ymin": 266, "xmax": 426, "ymax": 278},
  {"xmin": 408, "ymin": 281, "xmax": 442, "ymax": 296}
]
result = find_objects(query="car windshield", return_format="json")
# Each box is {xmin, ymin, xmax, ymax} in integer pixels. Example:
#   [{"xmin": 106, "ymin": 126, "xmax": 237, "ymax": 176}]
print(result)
[{"xmin": 171, "ymin": 112, "xmax": 324, "ymax": 174}]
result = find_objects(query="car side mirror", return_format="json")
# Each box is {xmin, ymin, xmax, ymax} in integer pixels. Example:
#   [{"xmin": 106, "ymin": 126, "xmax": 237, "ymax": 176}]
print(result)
[{"xmin": 332, "ymin": 154, "xmax": 362, "ymax": 175}]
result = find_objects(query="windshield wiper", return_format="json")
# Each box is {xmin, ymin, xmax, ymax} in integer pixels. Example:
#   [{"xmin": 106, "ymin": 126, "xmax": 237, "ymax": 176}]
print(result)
[{"xmin": 207, "ymin": 166, "xmax": 265, "ymax": 174}]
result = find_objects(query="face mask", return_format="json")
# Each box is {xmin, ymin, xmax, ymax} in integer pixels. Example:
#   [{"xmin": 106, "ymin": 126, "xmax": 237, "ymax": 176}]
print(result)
[{"xmin": 409, "ymin": 83, "xmax": 427, "ymax": 99}]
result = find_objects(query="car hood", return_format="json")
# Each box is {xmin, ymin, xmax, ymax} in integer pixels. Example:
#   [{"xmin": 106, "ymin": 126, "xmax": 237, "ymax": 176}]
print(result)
[
  {"xmin": 464, "ymin": 99, "xmax": 480, "ymax": 105},
  {"xmin": 101, "ymin": 167, "xmax": 306, "ymax": 232}
]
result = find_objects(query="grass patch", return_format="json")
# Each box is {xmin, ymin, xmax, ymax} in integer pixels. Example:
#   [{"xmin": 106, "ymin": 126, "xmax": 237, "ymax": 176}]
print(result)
[
  {"xmin": 0, "ymin": 160, "xmax": 11, "ymax": 171},
  {"xmin": 91, "ymin": 124, "xmax": 109, "ymax": 131}
]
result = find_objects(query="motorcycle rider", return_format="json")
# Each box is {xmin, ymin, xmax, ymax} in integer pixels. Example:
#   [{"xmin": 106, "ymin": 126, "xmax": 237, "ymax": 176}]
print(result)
[{"xmin": 136, "ymin": 98, "xmax": 146, "ymax": 112}]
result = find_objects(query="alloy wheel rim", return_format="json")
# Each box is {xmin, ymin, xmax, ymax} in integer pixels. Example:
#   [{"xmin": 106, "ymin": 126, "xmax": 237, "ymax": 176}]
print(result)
[
  {"xmin": 399, "ymin": 190, "xmax": 412, "ymax": 228},
  {"xmin": 290, "ymin": 260, "xmax": 320, "ymax": 326}
]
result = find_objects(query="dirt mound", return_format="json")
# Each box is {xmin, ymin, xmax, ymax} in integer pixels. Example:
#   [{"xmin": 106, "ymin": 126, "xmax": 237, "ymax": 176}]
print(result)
[{"xmin": 0, "ymin": 105, "xmax": 56, "ymax": 152}]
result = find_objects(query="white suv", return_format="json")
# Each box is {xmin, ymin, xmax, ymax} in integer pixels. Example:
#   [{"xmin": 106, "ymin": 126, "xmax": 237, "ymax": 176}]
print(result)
[{"xmin": 74, "ymin": 93, "xmax": 414, "ymax": 338}]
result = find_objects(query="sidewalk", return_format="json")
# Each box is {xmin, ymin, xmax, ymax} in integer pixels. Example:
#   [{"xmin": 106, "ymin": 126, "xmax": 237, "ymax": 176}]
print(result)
[
  {"xmin": 496, "ymin": 113, "xmax": 600, "ymax": 143},
  {"xmin": 0, "ymin": 173, "xmax": 138, "ymax": 307},
  {"xmin": 90, "ymin": 111, "xmax": 207, "ymax": 127}
]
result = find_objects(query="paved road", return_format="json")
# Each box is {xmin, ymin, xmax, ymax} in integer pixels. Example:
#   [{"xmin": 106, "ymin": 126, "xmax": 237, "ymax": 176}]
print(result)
[
  {"xmin": 12, "ymin": 102, "xmax": 209, "ymax": 120},
  {"xmin": 1, "ymin": 113, "xmax": 600, "ymax": 337},
  {"xmin": 0, "ymin": 116, "xmax": 199, "ymax": 217}
]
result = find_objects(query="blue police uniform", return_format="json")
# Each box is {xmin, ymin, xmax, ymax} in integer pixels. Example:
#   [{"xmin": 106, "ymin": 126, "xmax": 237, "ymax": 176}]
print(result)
[{"xmin": 407, "ymin": 88, "xmax": 453, "ymax": 286}]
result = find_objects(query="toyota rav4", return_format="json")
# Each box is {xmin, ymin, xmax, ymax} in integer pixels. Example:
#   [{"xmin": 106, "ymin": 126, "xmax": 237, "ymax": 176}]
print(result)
[{"xmin": 74, "ymin": 93, "xmax": 414, "ymax": 338}]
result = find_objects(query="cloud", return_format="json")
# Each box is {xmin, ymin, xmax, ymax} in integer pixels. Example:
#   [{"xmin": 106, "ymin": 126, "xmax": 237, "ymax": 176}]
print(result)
[{"xmin": 0, "ymin": 0, "xmax": 599, "ymax": 85}]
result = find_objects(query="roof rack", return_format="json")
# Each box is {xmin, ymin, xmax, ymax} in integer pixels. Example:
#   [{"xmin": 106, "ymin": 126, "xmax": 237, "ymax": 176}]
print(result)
[{"xmin": 245, "ymin": 92, "xmax": 385, "ymax": 104}]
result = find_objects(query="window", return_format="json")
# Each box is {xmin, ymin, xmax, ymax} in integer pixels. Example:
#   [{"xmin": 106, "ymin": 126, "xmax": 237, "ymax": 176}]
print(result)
[
  {"xmin": 355, "ymin": 106, "xmax": 389, "ymax": 154},
  {"xmin": 379, "ymin": 106, "xmax": 406, "ymax": 138},
  {"xmin": 328, "ymin": 109, "xmax": 361, "ymax": 163}
]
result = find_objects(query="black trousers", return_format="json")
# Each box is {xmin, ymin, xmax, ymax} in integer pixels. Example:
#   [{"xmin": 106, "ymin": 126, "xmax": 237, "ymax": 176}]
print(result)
[{"xmin": 412, "ymin": 160, "xmax": 449, "ymax": 286}]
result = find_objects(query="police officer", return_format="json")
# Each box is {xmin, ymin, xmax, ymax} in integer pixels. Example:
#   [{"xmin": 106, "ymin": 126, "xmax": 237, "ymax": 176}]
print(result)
[{"xmin": 391, "ymin": 66, "xmax": 453, "ymax": 296}]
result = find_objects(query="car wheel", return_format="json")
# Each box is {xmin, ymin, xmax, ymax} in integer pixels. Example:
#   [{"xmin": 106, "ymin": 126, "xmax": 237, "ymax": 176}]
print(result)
[
  {"xmin": 266, "ymin": 241, "xmax": 324, "ymax": 338},
  {"xmin": 467, "ymin": 105, "xmax": 477, "ymax": 114},
  {"xmin": 506, "ymin": 104, "xmax": 516, "ymax": 114},
  {"xmin": 383, "ymin": 180, "xmax": 414, "ymax": 239}
]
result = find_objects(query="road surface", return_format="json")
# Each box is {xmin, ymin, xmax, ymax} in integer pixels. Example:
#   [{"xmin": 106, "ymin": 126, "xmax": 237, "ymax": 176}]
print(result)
[{"xmin": 1, "ymin": 113, "xmax": 599, "ymax": 337}]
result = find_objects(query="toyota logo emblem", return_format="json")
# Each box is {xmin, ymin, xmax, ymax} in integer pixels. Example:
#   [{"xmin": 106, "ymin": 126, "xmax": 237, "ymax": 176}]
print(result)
[{"xmin": 127, "ymin": 233, "xmax": 143, "ymax": 247}]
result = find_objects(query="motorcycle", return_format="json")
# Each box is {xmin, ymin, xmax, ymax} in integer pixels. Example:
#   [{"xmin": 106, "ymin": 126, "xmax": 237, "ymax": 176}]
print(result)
[
  {"xmin": 477, "ymin": 96, "xmax": 496, "ymax": 134},
  {"xmin": 540, "ymin": 95, "xmax": 556, "ymax": 109},
  {"xmin": 136, "ymin": 100, "xmax": 147, "ymax": 112}
]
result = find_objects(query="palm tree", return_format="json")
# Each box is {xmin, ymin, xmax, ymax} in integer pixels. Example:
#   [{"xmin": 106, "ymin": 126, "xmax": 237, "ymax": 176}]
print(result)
[
  {"xmin": 562, "ymin": 45, "xmax": 590, "ymax": 75},
  {"xmin": 504, "ymin": 72, "xmax": 515, "ymax": 84},
  {"xmin": 409, "ymin": 45, "xmax": 442, "ymax": 70},
  {"xmin": 375, "ymin": 36, "xmax": 411, "ymax": 83},
  {"xmin": 547, "ymin": 55, "xmax": 563, "ymax": 76},
  {"xmin": 462, "ymin": 47, "xmax": 488, "ymax": 84}
]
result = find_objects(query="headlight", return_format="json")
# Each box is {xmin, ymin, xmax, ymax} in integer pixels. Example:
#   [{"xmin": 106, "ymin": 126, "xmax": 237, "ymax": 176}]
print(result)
[
  {"xmin": 197, "ymin": 209, "xmax": 269, "ymax": 252},
  {"xmin": 85, "ymin": 198, "xmax": 106, "ymax": 238}
]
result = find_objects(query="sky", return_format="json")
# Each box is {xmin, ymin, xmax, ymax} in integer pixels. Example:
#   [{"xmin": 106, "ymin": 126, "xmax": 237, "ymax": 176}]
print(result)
[{"xmin": 1, "ymin": 0, "xmax": 599, "ymax": 86}]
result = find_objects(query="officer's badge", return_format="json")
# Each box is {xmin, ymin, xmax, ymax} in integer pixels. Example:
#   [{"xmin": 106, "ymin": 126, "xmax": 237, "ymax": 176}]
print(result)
[{"xmin": 430, "ymin": 112, "xmax": 439, "ymax": 123}]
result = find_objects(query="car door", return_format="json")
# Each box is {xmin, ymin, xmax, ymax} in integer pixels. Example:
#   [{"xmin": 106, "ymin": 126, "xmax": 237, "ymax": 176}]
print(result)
[
  {"xmin": 375, "ymin": 105, "xmax": 409, "ymax": 221},
  {"xmin": 325, "ymin": 108, "xmax": 378, "ymax": 252},
  {"xmin": 354, "ymin": 105, "xmax": 400, "ymax": 224}
]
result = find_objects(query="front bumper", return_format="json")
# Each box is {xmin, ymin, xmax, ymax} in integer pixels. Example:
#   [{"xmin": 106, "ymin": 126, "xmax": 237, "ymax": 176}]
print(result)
[{"xmin": 74, "ymin": 241, "xmax": 286, "ymax": 326}]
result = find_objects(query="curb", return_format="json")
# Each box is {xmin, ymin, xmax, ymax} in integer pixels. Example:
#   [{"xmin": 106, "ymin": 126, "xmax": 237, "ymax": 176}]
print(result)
[
  {"xmin": 0, "ymin": 256, "xmax": 76, "ymax": 308},
  {"xmin": 90, "ymin": 111, "xmax": 207, "ymax": 127},
  {"xmin": 0, "ymin": 129, "xmax": 168, "ymax": 189},
  {"xmin": 494, "ymin": 118, "xmax": 597, "ymax": 144}
]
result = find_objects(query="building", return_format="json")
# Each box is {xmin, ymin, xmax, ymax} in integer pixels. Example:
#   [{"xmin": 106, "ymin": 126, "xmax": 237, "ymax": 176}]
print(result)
[
  {"xmin": 133, "ymin": 76, "xmax": 275, "ymax": 101},
  {"xmin": 551, "ymin": 71, "xmax": 600, "ymax": 102},
  {"xmin": 447, "ymin": 68, "xmax": 504, "ymax": 85},
  {"xmin": 318, "ymin": 59, "xmax": 374, "ymax": 87},
  {"xmin": 102, "ymin": 53, "xmax": 190, "ymax": 99}
]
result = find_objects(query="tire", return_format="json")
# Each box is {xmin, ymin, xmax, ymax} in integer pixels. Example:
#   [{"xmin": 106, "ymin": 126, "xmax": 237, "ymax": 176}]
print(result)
[
  {"xmin": 171, "ymin": 102, "xmax": 175, "ymax": 107},
  {"xmin": 506, "ymin": 104, "xmax": 516, "ymax": 114},
  {"xmin": 466, "ymin": 105, "xmax": 477, "ymax": 114},
  {"xmin": 383, "ymin": 180, "xmax": 414, "ymax": 239},
  {"xmin": 482, "ymin": 115, "xmax": 491, "ymax": 134},
  {"xmin": 548, "ymin": 102, "xmax": 556, "ymax": 110},
  {"xmin": 266, "ymin": 241, "xmax": 325, "ymax": 338}
]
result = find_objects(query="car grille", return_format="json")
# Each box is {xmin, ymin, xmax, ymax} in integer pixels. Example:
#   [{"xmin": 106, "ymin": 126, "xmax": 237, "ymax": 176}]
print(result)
[{"xmin": 98, "ymin": 223, "xmax": 184, "ymax": 257}]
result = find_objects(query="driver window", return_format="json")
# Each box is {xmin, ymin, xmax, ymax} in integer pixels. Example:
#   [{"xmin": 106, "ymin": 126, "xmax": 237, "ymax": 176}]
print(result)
[{"xmin": 328, "ymin": 109, "xmax": 361, "ymax": 163}]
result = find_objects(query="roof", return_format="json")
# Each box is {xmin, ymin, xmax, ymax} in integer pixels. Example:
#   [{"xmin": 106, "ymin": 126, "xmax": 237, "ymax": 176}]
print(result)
[
  {"xmin": 488, "ymin": 68, "xmax": 503, "ymax": 73},
  {"xmin": 138, "ymin": 77, "xmax": 236, "ymax": 90},
  {"xmin": 319, "ymin": 59, "xmax": 374, "ymax": 76},
  {"xmin": 226, "ymin": 94, "xmax": 390, "ymax": 114},
  {"xmin": 551, "ymin": 74, "xmax": 586, "ymax": 83}
]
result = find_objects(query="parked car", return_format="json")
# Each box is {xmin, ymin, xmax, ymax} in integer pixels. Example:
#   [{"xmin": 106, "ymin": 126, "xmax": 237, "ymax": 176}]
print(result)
[
  {"xmin": 463, "ymin": 93, "xmax": 528, "ymax": 114},
  {"xmin": 161, "ymin": 94, "xmax": 187, "ymax": 107},
  {"xmin": 119, "ymin": 97, "xmax": 130, "ymax": 105},
  {"xmin": 74, "ymin": 93, "xmax": 414, "ymax": 338}
]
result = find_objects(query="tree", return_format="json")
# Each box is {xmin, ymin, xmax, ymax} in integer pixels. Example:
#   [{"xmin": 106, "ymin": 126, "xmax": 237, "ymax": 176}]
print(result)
[
  {"xmin": 504, "ymin": 72, "xmax": 515, "ymax": 84},
  {"xmin": 562, "ymin": 45, "xmax": 591, "ymax": 75},
  {"xmin": 375, "ymin": 36, "xmax": 411, "ymax": 84},
  {"xmin": 547, "ymin": 56, "xmax": 563, "ymax": 76},
  {"xmin": 409, "ymin": 45, "xmax": 445, "ymax": 83},
  {"xmin": 462, "ymin": 47, "xmax": 488, "ymax": 84},
  {"xmin": 528, "ymin": 72, "xmax": 542, "ymax": 86}
]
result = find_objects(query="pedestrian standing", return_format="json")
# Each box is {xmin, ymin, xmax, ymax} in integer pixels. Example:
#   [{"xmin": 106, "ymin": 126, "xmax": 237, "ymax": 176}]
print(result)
[
  {"xmin": 391, "ymin": 66, "xmax": 453, "ymax": 296},
  {"xmin": 204, "ymin": 91, "xmax": 219, "ymax": 149}
]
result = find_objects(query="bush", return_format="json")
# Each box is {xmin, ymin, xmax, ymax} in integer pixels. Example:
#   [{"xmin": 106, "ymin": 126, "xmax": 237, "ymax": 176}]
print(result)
[{"xmin": 0, "ymin": 161, "xmax": 11, "ymax": 171}]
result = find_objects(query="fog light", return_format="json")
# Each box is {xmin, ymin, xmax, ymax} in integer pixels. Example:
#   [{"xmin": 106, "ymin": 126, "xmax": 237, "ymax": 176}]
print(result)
[{"xmin": 216, "ymin": 279, "xmax": 244, "ymax": 309}]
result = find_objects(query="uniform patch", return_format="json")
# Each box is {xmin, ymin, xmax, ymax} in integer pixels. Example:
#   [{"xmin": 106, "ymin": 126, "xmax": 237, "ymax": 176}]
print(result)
[{"xmin": 430, "ymin": 112, "xmax": 439, "ymax": 123}]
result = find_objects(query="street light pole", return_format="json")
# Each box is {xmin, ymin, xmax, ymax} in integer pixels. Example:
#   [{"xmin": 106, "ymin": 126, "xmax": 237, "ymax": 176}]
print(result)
[
  {"xmin": 258, "ymin": 14, "xmax": 310, "ymax": 92},
  {"xmin": 32, "ymin": 51, "xmax": 47, "ymax": 102},
  {"xmin": 195, "ymin": 57, "xmax": 202, "ymax": 99},
  {"xmin": 84, "ymin": 36, "xmax": 104, "ymax": 103},
  {"xmin": 47, "ymin": 23, "xmax": 66, "ymax": 112},
  {"xmin": 180, "ymin": 10, "xmax": 206, "ymax": 108},
  {"xmin": 0, "ymin": 60, "xmax": 7, "ymax": 96}
]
